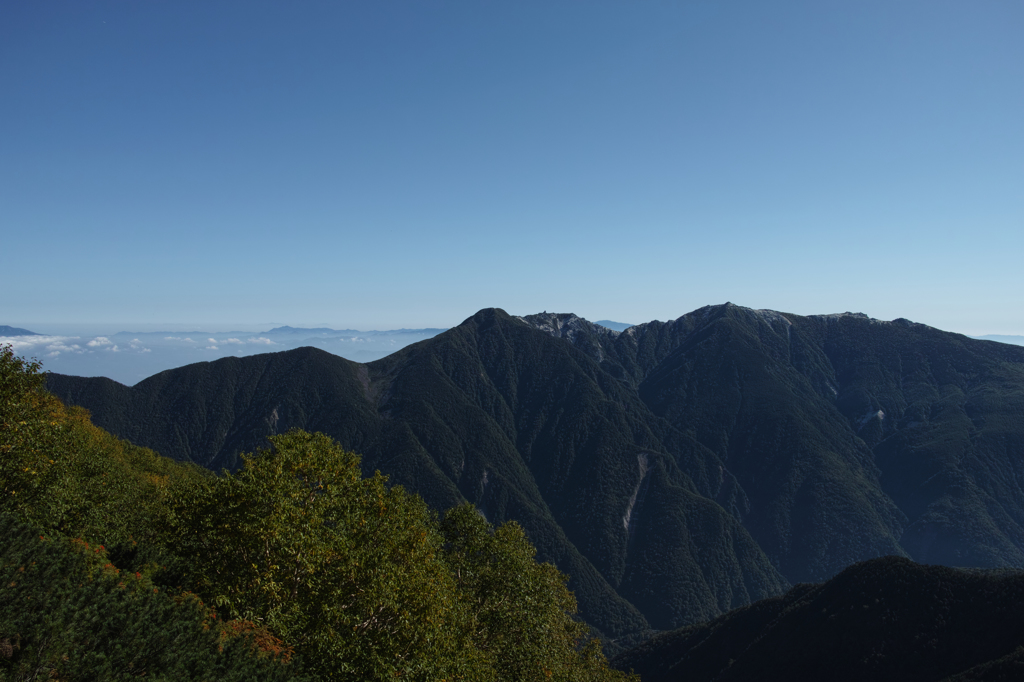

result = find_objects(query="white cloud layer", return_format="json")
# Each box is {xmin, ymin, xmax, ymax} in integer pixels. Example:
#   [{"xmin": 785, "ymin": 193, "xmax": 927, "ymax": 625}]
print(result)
[
  {"xmin": 162, "ymin": 335, "xmax": 270, "ymax": 345},
  {"xmin": 1, "ymin": 335, "xmax": 84, "ymax": 357}
]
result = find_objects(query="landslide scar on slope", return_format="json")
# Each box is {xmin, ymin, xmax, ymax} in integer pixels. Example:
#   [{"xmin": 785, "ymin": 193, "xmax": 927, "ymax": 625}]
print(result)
[
  {"xmin": 623, "ymin": 453, "xmax": 651, "ymax": 541},
  {"xmin": 357, "ymin": 364, "xmax": 392, "ymax": 406}
]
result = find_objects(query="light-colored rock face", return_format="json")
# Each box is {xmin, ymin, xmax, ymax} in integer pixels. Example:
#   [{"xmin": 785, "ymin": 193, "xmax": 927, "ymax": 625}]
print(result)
[
  {"xmin": 749, "ymin": 308, "xmax": 793, "ymax": 328},
  {"xmin": 516, "ymin": 313, "xmax": 621, "ymax": 363},
  {"xmin": 622, "ymin": 452, "xmax": 650, "ymax": 537},
  {"xmin": 810, "ymin": 311, "xmax": 898, "ymax": 326},
  {"xmin": 858, "ymin": 408, "xmax": 886, "ymax": 430},
  {"xmin": 517, "ymin": 312, "xmax": 620, "ymax": 339}
]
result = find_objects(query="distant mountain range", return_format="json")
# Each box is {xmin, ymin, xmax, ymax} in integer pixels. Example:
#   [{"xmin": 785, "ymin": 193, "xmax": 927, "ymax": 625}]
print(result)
[
  {"xmin": 972, "ymin": 334, "xmax": 1024, "ymax": 346},
  {"xmin": 0, "ymin": 325, "xmax": 40, "ymax": 336},
  {"xmin": 45, "ymin": 304, "xmax": 1024, "ymax": 643},
  {"xmin": 3, "ymin": 325, "xmax": 448, "ymax": 385},
  {"xmin": 595, "ymin": 320, "xmax": 635, "ymax": 332}
]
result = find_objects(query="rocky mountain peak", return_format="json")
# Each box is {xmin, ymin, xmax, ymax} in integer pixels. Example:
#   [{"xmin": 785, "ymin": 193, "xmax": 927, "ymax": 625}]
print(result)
[{"xmin": 517, "ymin": 312, "xmax": 620, "ymax": 341}]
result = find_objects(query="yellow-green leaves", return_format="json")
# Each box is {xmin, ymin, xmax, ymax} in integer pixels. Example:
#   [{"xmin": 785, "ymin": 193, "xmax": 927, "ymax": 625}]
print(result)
[
  {"xmin": 441, "ymin": 505, "xmax": 637, "ymax": 682},
  {"xmin": 168, "ymin": 430, "xmax": 474, "ymax": 681},
  {"xmin": 1, "ymin": 344, "xmax": 197, "ymax": 546},
  {"xmin": 167, "ymin": 431, "xmax": 633, "ymax": 681}
]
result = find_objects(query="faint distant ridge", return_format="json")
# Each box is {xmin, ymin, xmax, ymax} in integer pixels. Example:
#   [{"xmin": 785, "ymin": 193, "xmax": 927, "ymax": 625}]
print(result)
[
  {"xmin": 267, "ymin": 325, "xmax": 360, "ymax": 335},
  {"xmin": 0, "ymin": 325, "xmax": 40, "ymax": 336},
  {"xmin": 595, "ymin": 320, "xmax": 634, "ymax": 331},
  {"xmin": 972, "ymin": 334, "xmax": 1024, "ymax": 347},
  {"xmin": 266, "ymin": 325, "xmax": 449, "ymax": 336}
]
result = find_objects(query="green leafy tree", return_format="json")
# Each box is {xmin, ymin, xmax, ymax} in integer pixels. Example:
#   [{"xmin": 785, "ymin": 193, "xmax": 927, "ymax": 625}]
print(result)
[
  {"xmin": 168, "ymin": 430, "xmax": 486, "ymax": 681},
  {"xmin": 440, "ymin": 504, "xmax": 638, "ymax": 682},
  {"xmin": 0, "ymin": 513, "xmax": 303, "ymax": 682},
  {"xmin": 0, "ymin": 345, "xmax": 64, "ymax": 521},
  {"xmin": 1, "ymin": 343, "xmax": 204, "ymax": 548},
  {"xmin": 2, "ymin": 345, "xmax": 300, "ymax": 680}
]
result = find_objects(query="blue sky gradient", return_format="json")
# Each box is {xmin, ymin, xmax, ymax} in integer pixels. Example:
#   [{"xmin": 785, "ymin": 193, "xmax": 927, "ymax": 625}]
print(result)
[{"xmin": 2, "ymin": 1, "xmax": 1021, "ymax": 333}]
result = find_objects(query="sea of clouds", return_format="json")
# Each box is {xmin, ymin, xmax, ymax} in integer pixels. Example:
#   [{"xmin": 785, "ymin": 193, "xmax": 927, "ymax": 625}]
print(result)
[{"xmin": 1, "ymin": 327, "xmax": 444, "ymax": 386}]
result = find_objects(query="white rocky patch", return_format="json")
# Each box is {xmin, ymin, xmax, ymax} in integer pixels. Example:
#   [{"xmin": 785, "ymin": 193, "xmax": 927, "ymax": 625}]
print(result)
[
  {"xmin": 858, "ymin": 409, "xmax": 885, "ymax": 428},
  {"xmin": 622, "ymin": 453, "xmax": 650, "ymax": 534}
]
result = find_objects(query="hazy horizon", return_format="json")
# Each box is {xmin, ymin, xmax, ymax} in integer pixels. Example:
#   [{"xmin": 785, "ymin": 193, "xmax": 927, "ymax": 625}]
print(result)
[
  {"xmin": 6, "ymin": 302, "xmax": 1024, "ymax": 339},
  {"xmin": 5, "ymin": 304, "xmax": 1023, "ymax": 386}
]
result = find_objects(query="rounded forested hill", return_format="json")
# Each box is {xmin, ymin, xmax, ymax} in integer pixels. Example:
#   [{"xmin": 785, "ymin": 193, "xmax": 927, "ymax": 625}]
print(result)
[{"xmin": 612, "ymin": 556, "xmax": 1024, "ymax": 682}]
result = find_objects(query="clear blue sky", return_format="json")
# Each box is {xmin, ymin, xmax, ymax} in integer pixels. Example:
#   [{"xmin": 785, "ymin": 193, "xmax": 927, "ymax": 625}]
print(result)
[{"xmin": 2, "ymin": 1, "xmax": 1021, "ymax": 334}]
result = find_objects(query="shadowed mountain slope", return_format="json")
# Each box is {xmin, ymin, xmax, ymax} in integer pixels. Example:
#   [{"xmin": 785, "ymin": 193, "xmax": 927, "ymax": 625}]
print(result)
[
  {"xmin": 46, "ymin": 305, "xmax": 1024, "ymax": 639},
  {"xmin": 612, "ymin": 556, "xmax": 1024, "ymax": 682},
  {"xmin": 520, "ymin": 305, "xmax": 1024, "ymax": 581}
]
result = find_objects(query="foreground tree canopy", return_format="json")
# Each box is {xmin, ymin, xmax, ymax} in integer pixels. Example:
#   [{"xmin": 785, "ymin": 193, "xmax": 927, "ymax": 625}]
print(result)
[{"xmin": 0, "ymin": 344, "xmax": 635, "ymax": 681}]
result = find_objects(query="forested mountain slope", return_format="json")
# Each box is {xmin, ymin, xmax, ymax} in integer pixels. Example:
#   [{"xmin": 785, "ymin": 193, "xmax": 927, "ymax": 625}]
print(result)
[
  {"xmin": 2, "ymin": 345, "xmax": 630, "ymax": 682},
  {"xmin": 47, "ymin": 304, "xmax": 1024, "ymax": 639},
  {"xmin": 612, "ymin": 557, "xmax": 1024, "ymax": 682},
  {"xmin": 570, "ymin": 305, "xmax": 1024, "ymax": 579}
]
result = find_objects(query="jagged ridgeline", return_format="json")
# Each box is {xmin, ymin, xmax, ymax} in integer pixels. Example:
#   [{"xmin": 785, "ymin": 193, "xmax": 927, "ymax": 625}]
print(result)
[
  {"xmin": 47, "ymin": 305, "xmax": 1024, "ymax": 642},
  {"xmin": 1, "ymin": 345, "xmax": 634, "ymax": 682}
]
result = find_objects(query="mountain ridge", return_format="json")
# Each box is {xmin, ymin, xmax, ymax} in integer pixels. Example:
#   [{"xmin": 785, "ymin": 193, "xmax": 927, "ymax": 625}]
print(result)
[{"xmin": 44, "ymin": 304, "xmax": 1024, "ymax": 640}]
